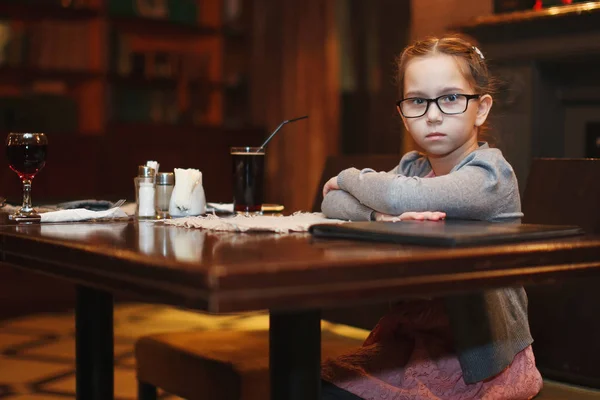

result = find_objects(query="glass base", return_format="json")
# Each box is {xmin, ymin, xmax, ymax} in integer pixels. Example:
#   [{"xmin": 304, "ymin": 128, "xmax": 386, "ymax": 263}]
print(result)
[
  {"xmin": 9, "ymin": 211, "xmax": 41, "ymax": 223},
  {"xmin": 234, "ymin": 203, "xmax": 263, "ymax": 216},
  {"xmin": 235, "ymin": 210, "xmax": 263, "ymax": 216}
]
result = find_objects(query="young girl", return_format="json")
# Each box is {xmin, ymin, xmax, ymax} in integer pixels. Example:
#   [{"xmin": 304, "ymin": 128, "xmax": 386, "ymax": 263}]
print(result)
[{"xmin": 320, "ymin": 35, "xmax": 543, "ymax": 399}]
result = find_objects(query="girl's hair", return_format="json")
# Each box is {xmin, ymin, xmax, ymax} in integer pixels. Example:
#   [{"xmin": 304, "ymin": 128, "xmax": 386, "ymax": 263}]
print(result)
[{"xmin": 396, "ymin": 33, "xmax": 497, "ymax": 140}]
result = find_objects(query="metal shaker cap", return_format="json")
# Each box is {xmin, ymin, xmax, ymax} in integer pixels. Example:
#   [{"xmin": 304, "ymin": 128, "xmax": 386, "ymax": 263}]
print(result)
[
  {"xmin": 138, "ymin": 165, "xmax": 156, "ymax": 178},
  {"xmin": 156, "ymin": 172, "xmax": 175, "ymax": 185}
]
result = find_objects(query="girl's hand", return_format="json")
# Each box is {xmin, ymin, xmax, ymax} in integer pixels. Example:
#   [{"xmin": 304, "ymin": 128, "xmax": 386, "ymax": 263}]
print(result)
[
  {"xmin": 323, "ymin": 176, "xmax": 340, "ymax": 197},
  {"xmin": 374, "ymin": 211, "xmax": 446, "ymax": 222}
]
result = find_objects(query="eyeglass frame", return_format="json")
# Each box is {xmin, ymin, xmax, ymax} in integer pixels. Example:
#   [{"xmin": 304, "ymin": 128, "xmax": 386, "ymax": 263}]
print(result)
[{"xmin": 396, "ymin": 94, "xmax": 481, "ymax": 118}]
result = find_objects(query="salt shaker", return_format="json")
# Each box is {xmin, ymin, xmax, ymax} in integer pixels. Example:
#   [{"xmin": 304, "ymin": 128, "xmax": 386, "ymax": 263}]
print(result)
[
  {"xmin": 155, "ymin": 172, "xmax": 174, "ymax": 219},
  {"xmin": 135, "ymin": 165, "xmax": 156, "ymax": 219}
]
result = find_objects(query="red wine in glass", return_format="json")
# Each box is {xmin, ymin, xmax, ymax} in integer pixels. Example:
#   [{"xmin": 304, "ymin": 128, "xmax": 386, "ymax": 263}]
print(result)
[
  {"xmin": 7, "ymin": 143, "xmax": 47, "ymax": 180},
  {"xmin": 5, "ymin": 133, "xmax": 48, "ymax": 221}
]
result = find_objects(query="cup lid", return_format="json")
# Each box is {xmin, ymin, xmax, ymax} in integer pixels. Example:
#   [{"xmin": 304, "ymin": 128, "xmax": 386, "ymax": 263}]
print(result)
[
  {"xmin": 156, "ymin": 172, "xmax": 175, "ymax": 185},
  {"xmin": 138, "ymin": 165, "xmax": 156, "ymax": 178}
]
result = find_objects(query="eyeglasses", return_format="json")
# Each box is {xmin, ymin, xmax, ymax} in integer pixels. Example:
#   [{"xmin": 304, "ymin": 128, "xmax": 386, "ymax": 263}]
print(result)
[{"xmin": 396, "ymin": 94, "xmax": 481, "ymax": 118}]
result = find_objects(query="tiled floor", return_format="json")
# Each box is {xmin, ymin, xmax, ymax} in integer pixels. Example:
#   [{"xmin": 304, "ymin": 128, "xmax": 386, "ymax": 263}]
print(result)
[{"xmin": 0, "ymin": 303, "xmax": 369, "ymax": 399}]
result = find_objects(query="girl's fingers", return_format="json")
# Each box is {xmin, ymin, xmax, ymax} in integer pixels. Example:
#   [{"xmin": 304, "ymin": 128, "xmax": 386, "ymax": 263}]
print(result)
[
  {"xmin": 423, "ymin": 211, "xmax": 438, "ymax": 220},
  {"xmin": 433, "ymin": 212, "xmax": 447, "ymax": 220},
  {"xmin": 398, "ymin": 212, "xmax": 417, "ymax": 220},
  {"xmin": 378, "ymin": 211, "xmax": 447, "ymax": 222},
  {"xmin": 422, "ymin": 211, "xmax": 446, "ymax": 220},
  {"xmin": 397, "ymin": 211, "xmax": 446, "ymax": 221}
]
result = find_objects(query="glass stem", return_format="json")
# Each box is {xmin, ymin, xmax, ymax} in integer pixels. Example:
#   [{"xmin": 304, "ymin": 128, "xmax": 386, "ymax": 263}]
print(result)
[{"xmin": 21, "ymin": 179, "xmax": 33, "ymax": 213}]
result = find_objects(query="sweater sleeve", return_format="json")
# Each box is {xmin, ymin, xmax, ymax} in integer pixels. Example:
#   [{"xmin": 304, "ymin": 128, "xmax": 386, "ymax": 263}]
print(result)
[
  {"xmin": 321, "ymin": 189, "xmax": 374, "ymax": 221},
  {"xmin": 336, "ymin": 151, "xmax": 523, "ymax": 221}
]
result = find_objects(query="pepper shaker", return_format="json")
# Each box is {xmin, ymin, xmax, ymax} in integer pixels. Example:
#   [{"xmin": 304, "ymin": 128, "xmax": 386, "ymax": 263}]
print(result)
[
  {"xmin": 155, "ymin": 172, "xmax": 174, "ymax": 219},
  {"xmin": 135, "ymin": 165, "xmax": 156, "ymax": 220}
]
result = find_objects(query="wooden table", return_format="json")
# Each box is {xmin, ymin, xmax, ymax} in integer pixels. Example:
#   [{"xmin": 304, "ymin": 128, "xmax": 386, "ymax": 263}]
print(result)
[{"xmin": 1, "ymin": 216, "xmax": 599, "ymax": 400}]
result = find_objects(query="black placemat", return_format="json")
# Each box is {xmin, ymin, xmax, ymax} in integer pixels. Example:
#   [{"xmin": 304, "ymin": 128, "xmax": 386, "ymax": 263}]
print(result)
[{"xmin": 309, "ymin": 220, "xmax": 584, "ymax": 247}]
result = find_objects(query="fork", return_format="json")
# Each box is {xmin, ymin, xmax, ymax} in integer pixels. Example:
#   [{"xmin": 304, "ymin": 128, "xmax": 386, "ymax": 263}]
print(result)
[{"xmin": 112, "ymin": 199, "xmax": 126, "ymax": 208}]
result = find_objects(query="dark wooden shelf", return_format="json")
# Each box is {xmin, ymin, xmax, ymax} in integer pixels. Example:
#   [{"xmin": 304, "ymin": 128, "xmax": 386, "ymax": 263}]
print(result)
[
  {"xmin": 108, "ymin": 121, "xmax": 221, "ymax": 136},
  {"xmin": 0, "ymin": 3, "xmax": 99, "ymax": 21},
  {"xmin": 0, "ymin": 66, "xmax": 102, "ymax": 84},
  {"xmin": 108, "ymin": 74, "xmax": 224, "ymax": 91},
  {"xmin": 223, "ymin": 26, "xmax": 247, "ymax": 40},
  {"xmin": 108, "ymin": 74, "xmax": 179, "ymax": 89},
  {"xmin": 464, "ymin": 2, "xmax": 600, "ymax": 28},
  {"xmin": 0, "ymin": 0, "xmax": 249, "ymax": 144},
  {"xmin": 0, "ymin": 131, "xmax": 102, "ymax": 140},
  {"xmin": 108, "ymin": 121, "xmax": 263, "ymax": 138},
  {"xmin": 110, "ymin": 16, "xmax": 219, "ymax": 37},
  {"xmin": 458, "ymin": 2, "xmax": 600, "ymax": 42}
]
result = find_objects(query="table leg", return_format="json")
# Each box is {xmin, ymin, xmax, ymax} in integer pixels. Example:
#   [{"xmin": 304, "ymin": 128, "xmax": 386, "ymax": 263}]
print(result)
[
  {"xmin": 269, "ymin": 309, "xmax": 321, "ymax": 400},
  {"xmin": 75, "ymin": 285, "xmax": 114, "ymax": 400}
]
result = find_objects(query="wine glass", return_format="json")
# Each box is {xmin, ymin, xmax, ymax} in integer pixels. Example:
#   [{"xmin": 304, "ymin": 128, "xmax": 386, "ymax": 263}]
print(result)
[{"xmin": 5, "ymin": 133, "xmax": 48, "ymax": 221}]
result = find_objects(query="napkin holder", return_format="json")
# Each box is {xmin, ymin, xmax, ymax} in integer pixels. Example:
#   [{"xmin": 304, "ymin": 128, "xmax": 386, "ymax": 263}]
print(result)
[{"xmin": 168, "ymin": 174, "xmax": 206, "ymax": 217}]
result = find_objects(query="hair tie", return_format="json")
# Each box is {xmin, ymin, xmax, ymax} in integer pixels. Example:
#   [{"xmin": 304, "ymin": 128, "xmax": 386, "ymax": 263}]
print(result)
[{"xmin": 472, "ymin": 46, "xmax": 485, "ymax": 60}]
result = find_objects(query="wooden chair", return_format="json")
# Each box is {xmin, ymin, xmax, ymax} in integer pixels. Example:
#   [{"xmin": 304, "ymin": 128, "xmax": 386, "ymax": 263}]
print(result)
[
  {"xmin": 135, "ymin": 154, "xmax": 399, "ymax": 400},
  {"xmin": 521, "ymin": 158, "xmax": 600, "ymax": 398}
]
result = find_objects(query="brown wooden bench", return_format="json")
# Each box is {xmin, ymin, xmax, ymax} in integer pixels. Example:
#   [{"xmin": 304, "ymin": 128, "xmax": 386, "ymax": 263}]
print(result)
[{"xmin": 136, "ymin": 329, "xmax": 365, "ymax": 400}]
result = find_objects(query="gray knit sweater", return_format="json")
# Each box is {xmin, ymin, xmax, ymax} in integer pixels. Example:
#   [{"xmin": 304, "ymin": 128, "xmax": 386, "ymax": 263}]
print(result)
[{"xmin": 321, "ymin": 143, "xmax": 534, "ymax": 383}]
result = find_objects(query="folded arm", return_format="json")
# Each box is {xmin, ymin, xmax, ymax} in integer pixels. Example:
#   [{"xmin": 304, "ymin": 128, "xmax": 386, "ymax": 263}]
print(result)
[
  {"xmin": 321, "ymin": 189, "xmax": 374, "ymax": 221},
  {"xmin": 337, "ymin": 158, "xmax": 522, "ymax": 221}
]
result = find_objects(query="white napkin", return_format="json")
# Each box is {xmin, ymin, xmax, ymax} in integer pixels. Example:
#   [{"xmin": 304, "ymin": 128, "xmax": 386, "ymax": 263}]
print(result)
[
  {"xmin": 206, "ymin": 202, "xmax": 234, "ymax": 213},
  {"xmin": 172, "ymin": 168, "xmax": 202, "ymax": 210},
  {"xmin": 146, "ymin": 160, "xmax": 159, "ymax": 174},
  {"xmin": 40, "ymin": 207, "xmax": 128, "ymax": 223}
]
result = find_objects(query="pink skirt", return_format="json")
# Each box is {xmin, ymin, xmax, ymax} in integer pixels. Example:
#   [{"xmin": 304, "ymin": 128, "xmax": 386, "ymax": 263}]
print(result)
[{"xmin": 322, "ymin": 300, "xmax": 543, "ymax": 400}]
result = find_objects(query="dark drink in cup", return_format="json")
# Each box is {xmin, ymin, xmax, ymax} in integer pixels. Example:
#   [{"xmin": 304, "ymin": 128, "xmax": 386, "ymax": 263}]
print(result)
[{"xmin": 231, "ymin": 147, "xmax": 265, "ymax": 214}]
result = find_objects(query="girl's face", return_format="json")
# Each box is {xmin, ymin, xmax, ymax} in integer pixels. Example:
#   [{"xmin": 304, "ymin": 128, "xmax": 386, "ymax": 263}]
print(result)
[{"xmin": 399, "ymin": 53, "xmax": 492, "ymax": 162}]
